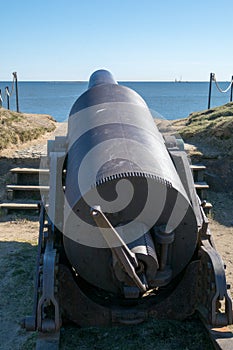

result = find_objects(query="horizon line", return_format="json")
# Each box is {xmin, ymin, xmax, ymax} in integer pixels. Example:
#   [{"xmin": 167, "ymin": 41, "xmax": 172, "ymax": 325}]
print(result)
[{"xmin": 0, "ymin": 79, "xmax": 230, "ymax": 83}]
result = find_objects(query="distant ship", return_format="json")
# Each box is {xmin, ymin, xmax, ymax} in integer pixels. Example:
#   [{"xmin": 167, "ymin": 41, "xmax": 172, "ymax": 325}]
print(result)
[{"xmin": 175, "ymin": 76, "xmax": 182, "ymax": 83}]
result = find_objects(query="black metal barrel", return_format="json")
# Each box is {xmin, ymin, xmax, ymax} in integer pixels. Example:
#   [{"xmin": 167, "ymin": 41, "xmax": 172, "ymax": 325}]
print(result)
[
  {"xmin": 63, "ymin": 69, "xmax": 198, "ymax": 294},
  {"xmin": 88, "ymin": 69, "xmax": 117, "ymax": 89}
]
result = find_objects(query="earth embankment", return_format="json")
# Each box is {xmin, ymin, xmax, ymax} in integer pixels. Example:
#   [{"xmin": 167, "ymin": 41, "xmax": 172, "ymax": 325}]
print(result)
[{"xmin": 172, "ymin": 102, "xmax": 233, "ymax": 192}]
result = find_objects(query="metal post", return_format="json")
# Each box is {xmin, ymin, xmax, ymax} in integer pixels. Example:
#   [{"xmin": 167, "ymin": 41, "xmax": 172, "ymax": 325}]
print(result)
[
  {"xmin": 230, "ymin": 75, "xmax": 233, "ymax": 102},
  {"xmin": 208, "ymin": 73, "xmax": 214, "ymax": 109},
  {"xmin": 5, "ymin": 87, "xmax": 10, "ymax": 110},
  {"xmin": 13, "ymin": 72, "xmax": 19, "ymax": 112},
  {"xmin": 0, "ymin": 89, "xmax": 2, "ymax": 108}
]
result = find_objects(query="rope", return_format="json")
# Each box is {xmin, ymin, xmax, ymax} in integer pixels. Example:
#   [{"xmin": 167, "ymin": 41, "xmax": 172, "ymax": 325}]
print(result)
[
  {"xmin": 0, "ymin": 73, "xmax": 17, "ymax": 103},
  {"xmin": 7, "ymin": 74, "xmax": 16, "ymax": 96},
  {"xmin": 1, "ymin": 88, "xmax": 8, "ymax": 103},
  {"xmin": 212, "ymin": 74, "xmax": 233, "ymax": 93},
  {"xmin": 5, "ymin": 87, "xmax": 10, "ymax": 97}
]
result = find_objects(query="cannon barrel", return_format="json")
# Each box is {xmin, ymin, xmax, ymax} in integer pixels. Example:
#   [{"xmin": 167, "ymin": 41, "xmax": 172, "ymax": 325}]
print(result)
[
  {"xmin": 88, "ymin": 69, "xmax": 117, "ymax": 89},
  {"xmin": 63, "ymin": 69, "xmax": 198, "ymax": 294}
]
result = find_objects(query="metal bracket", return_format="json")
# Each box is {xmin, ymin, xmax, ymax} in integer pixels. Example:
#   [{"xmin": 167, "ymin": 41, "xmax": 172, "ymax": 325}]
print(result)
[
  {"xmin": 90, "ymin": 205, "xmax": 147, "ymax": 293},
  {"xmin": 198, "ymin": 238, "xmax": 233, "ymax": 326},
  {"xmin": 37, "ymin": 240, "xmax": 60, "ymax": 332}
]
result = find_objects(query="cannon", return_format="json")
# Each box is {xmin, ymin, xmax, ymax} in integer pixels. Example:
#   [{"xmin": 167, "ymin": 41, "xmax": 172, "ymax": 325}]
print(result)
[{"xmin": 23, "ymin": 70, "xmax": 233, "ymax": 348}]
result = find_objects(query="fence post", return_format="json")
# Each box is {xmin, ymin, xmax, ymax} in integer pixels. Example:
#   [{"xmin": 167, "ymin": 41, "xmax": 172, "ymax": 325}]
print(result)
[
  {"xmin": 0, "ymin": 89, "xmax": 2, "ymax": 108},
  {"xmin": 230, "ymin": 75, "xmax": 233, "ymax": 103},
  {"xmin": 13, "ymin": 72, "xmax": 19, "ymax": 112},
  {"xmin": 5, "ymin": 87, "xmax": 10, "ymax": 110},
  {"xmin": 208, "ymin": 73, "xmax": 214, "ymax": 109}
]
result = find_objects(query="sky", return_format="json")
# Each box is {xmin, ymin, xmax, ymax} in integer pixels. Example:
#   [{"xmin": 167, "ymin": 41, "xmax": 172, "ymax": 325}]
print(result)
[{"xmin": 0, "ymin": 0, "xmax": 233, "ymax": 81}]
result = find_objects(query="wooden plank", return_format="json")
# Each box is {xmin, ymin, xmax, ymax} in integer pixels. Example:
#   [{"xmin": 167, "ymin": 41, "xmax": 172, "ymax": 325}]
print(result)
[
  {"xmin": 10, "ymin": 167, "xmax": 49, "ymax": 174},
  {"xmin": 10, "ymin": 167, "xmax": 66, "ymax": 174},
  {"xmin": 0, "ymin": 203, "xmax": 39, "ymax": 210},
  {"xmin": 194, "ymin": 182, "xmax": 209, "ymax": 189},
  {"xmin": 6, "ymin": 185, "xmax": 50, "ymax": 191},
  {"xmin": 190, "ymin": 165, "xmax": 206, "ymax": 171},
  {"xmin": 190, "ymin": 165, "xmax": 206, "ymax": 182}
]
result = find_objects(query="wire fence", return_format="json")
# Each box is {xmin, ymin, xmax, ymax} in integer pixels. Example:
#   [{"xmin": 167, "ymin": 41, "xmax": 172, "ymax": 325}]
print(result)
[{"xmin": 0, "ymin": 72, "xmax": 19, "ymax": 112}]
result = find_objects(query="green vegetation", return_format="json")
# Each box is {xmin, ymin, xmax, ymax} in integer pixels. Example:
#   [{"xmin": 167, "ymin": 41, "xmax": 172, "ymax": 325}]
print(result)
[
  {"xmin": 180, "ymin": 102, "xmax": 233, "ymax": 140},
  {"xmin": 0, "ymin": 108, "xmax": 56, "ymax": 150},
  {"xmin": 172, "ymin": 102, "xmax": 233, "ymax": 158}
]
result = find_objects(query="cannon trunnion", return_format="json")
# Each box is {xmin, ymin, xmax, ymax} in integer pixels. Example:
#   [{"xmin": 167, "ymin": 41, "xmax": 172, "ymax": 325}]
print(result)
[{"xmin": 23, "ymin": 70, "xmax": 233, "ymax": 348}]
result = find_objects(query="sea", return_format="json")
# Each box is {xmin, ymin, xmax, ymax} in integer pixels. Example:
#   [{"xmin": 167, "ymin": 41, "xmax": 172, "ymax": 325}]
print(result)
[{"xmin": 0, "ymin": 81, "xmax": 232, "ymax": 122}]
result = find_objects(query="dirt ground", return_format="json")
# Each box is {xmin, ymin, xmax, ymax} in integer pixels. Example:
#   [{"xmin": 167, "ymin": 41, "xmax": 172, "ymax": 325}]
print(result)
[{"xmin": 0, "ymin": 123, "xmax": 232, "ymax": 349}]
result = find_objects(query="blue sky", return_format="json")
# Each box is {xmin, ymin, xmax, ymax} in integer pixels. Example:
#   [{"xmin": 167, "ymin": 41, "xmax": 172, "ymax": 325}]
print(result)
[{"xmin": 1, "ymin": 0, "xmax": 233, "ymax": 81}]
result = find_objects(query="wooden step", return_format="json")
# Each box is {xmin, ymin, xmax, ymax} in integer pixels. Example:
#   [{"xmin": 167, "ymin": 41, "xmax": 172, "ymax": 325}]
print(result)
[
  {"xmin": 194, "ymin": 182, "xmax": 209, "ymax": 190},
  {"xmin": 0, "ymin": 202, "xmax": 39, "ymax": 215},
  {"xmin": 191, "ymin": 165, "xmax": 206, "ymax": 182},
  {"xmin": 10, "ymin": 167, "xmax": 49, "ymax": 174},
  {"xmin": 6, "ymin": 185, "xmax": 50, "ymax": 191},
  {"xmin": 10, "ymin": 167, "xmax": 50, "ymax": 186},
  {"xmin": 190, "ymin": 165, "xmax": 206, "ymax": 171},
  {"xmin": 0, "ymin": 202, "xmax": 39, "ymax": 210}
]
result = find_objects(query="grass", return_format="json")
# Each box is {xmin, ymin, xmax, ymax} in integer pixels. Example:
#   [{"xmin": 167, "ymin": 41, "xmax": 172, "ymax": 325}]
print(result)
[
  {"xmin": 0, "ymin": 235, "xmax": 214, "ymax": 350},
  {"xmin": 172, "ymin": 102, "xmax": 233, "ymax": 158},
  {"xmin": 0, "ymin": 108, "xmax": 56, "ymax": 150},
  {"xmin": 57, "ymin": 318, "xmax": 212, "ymax": 350},
  {"xmin": 0, "ymin": 242, "xmax": 37, "ymax": 317},
  {"xmin": 179, "ymin": 103, "xmax": 233, "ymax": 138},
  {"xmin": 21, "ymin": 318, "xmax": 213, "ymax": 350},
  {"xmin": 180, "ymin": 103, "xmax": 233, "ymax": 136},
  {"xmin": 0, "ymin": 239, "xmax": 38, "ymax": 350}
]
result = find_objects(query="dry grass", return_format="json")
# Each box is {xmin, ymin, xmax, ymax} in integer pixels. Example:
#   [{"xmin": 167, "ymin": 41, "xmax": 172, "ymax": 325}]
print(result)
[{"xmin": 0, "ymin": 108, "xmax": 56, "ymax": 150}]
